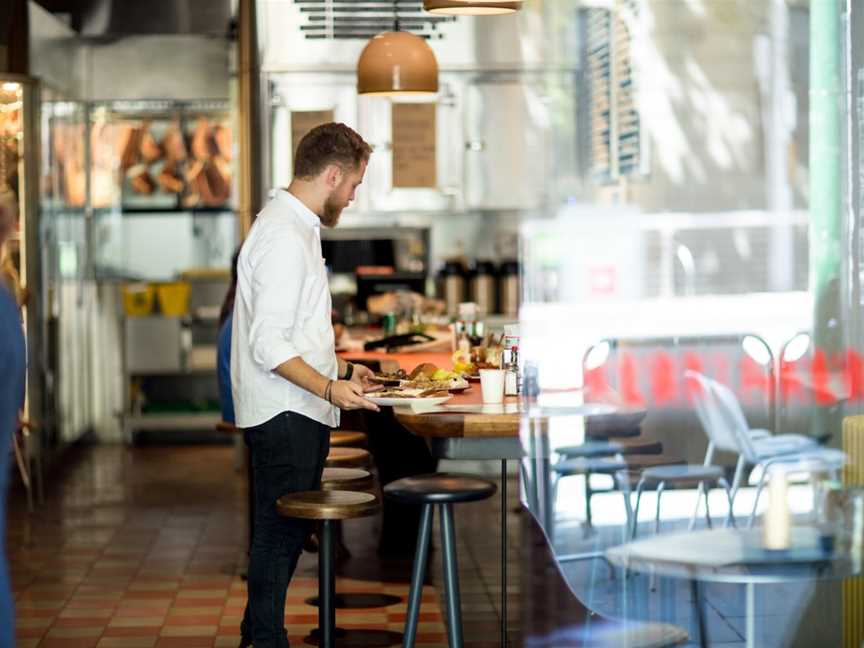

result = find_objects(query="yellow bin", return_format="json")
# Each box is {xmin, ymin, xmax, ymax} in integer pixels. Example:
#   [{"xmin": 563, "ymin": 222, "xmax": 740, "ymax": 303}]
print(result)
[
  {"xmin": 122, "ymin": 283, "xmax": 155, "ymax": 317},
  {"xmin": 156, "ymin": 282, "xmax": 191, "ymax": 316}
]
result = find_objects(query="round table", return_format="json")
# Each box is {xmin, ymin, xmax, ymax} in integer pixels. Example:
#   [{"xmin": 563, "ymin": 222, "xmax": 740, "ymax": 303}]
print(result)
[{"xmin": 606, "ymin": 526, "xmax": 863, "ymax": 648}]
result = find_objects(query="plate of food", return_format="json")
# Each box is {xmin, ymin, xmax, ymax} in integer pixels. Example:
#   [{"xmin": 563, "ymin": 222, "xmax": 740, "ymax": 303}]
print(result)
[
  {"xmin": 401, "ymin": 363, "xmax": 471, "ymax": 392},
  {"xmin": 366, "ymin": 388, "xmax": 452, "ymax": 408}
]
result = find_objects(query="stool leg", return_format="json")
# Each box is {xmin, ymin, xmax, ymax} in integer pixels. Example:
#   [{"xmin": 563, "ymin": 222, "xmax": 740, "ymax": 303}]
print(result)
[
  {"xmin": 500, "ymin": 459, "xmax": 508, "ymax": 648},
  {"xmin": 404, "ymin": 504, "xmax": 434, "ymax": 648},
  {"xmin": 319, "ymin": 520, "xmax": 336, "ymax": 648},
  {"xmin": 440, "ymin": 503, "xmax": 464, "ymax": 648}
]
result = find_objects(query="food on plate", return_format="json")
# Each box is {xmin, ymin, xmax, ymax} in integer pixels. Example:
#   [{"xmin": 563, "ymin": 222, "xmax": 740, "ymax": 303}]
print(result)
[
  {"xmin": 371, "ymin": 369, "xmax": 408, "ymax": 386},
  {"xmin": 408, "ymin": 362, "xmax": 439, "ymax": 380},
  {"xmin": 402, "ymin": 376, "xmax": 469, "ymax": 392},
  {"xmin": 371, "ymin": 363, "xmax": 469, "ymax": 393},
  {"xmin": 373, "ymin": 388, "xmax": 448, "ymax": 399},
  {"xmin": 452, "ymin": 347, "xmax": 500, "ymax": 377}
]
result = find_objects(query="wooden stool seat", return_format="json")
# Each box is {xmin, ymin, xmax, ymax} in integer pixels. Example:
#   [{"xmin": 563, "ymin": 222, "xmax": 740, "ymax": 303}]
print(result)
[
  {"xmin": 330, "ymin": 429, "xmax": 367, "ymax": 447},
  {"xmin": 320, "ymin": 468, "xmax": 375, "ymax": 492},
  {"xmin": 276, "ymin": 490, "xmax": 379, "ymax": 520},
  {"xmin": 325, "ymin": 447, "xmax": 371, "ymax": 469}
]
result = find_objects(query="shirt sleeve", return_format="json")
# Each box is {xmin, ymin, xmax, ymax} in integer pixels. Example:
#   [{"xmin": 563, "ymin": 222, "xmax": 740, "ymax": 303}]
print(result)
[{"xmin": 247, "ymin": 234, "xmax": 308, "ymax": 372}]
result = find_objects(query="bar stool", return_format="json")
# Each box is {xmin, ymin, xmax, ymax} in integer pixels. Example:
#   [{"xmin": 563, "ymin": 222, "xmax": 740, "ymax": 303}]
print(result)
[
  {"xmin": 384, "ymin": 473, "xmax": 497, "ymax": 648},
  {"xmin": 320, "ymin": 467, "xmax": 375, "ymax": 492},
  {"xmin": 276, "ymin": 490, "xmax": 379, "ymax": 648},
  {"xmin": 320, "ymin": 467, "xmax": 375, "ymax": 561},
  {"xmin": 330, "ymin": 429, "xmax": 367, "ymax": 448},
  {"xmin": 325, "ymin": 446, "xmax": 371, "ymax": 469}
]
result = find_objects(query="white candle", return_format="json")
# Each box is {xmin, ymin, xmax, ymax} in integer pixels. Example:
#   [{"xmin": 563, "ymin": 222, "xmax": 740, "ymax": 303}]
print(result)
[{"xmin": 763, "ymin": 467, "xmax": 790, "ymax": 551}]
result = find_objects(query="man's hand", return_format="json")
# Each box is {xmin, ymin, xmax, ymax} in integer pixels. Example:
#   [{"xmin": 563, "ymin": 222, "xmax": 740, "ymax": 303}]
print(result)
[
  {"xmin": 350, "ymin": 364, "xmax": 382, "ymax": 393},
  {"xmin": 329, "ymin": 380, "xmax": 380, "ymax": 412}
]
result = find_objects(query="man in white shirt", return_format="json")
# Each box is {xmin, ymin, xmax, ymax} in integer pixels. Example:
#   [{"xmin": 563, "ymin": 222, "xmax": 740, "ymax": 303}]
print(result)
[{"xmin": 231, "ymin": 123, "xmax": 379, "ymax": 648}]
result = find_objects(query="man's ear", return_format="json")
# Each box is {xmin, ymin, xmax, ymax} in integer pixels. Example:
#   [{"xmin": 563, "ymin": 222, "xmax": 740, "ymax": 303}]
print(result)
[{"xmin": 323, "ymin": 163, "xmax": 343, "ymax": 188}]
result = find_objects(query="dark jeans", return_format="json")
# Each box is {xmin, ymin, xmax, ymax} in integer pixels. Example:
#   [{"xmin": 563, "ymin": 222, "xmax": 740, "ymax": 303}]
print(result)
[{"xmin": 241, "ymin": 411, "xmax": 330, "ymax": 648}]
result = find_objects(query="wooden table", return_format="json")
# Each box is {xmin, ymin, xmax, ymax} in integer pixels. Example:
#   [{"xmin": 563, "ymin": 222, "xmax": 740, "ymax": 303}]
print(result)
[{"xmin": 394, "ymin": 390, "xmax": 522, "ymax": 438}]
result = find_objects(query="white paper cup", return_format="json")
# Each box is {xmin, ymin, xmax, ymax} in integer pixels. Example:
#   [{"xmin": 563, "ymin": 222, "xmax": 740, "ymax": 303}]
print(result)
[{"xmin": 480, "ymin": 369, "xmax": 505, "ymax": 404}]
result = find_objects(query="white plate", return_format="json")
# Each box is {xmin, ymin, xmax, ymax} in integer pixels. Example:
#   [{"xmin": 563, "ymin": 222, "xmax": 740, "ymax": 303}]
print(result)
[{"xmin": 366, "ymin": 395, "xmax": 452, "ymax": 408}]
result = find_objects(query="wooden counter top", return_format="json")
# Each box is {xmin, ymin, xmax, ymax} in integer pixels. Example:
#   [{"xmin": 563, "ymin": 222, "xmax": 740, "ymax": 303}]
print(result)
[{"xmin": 393, "ymin": 389, "xmax": 522, "ymax": 439}]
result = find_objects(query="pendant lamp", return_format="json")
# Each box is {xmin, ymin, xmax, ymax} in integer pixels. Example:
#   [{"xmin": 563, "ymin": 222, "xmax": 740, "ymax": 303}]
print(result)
[
  {"xmin": 357, "ymin": 31, "xmax": 439, "ymax": 96},
  {"xmin": 423, "ymin": 0, "xmax": 522, "ymax": 15}
]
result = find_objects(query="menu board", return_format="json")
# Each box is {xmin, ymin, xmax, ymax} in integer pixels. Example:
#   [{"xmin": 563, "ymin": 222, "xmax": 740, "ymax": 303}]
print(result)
[
  {"xmin": 392, "ymin": 103, "xmax": 437, "ymax": 188},
  {"xmin": 291, "ymin": 109, "xmax": 334, "ymax": 157}
]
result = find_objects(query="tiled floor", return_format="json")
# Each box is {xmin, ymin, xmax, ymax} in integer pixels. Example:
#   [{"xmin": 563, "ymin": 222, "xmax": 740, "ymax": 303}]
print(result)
[{"xmin": 7, "ymin": 444, "xmax": 520, "ymax": 648}]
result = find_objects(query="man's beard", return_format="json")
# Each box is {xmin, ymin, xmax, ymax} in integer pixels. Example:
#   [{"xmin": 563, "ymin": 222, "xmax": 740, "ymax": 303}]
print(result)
[{"xmin": 320, "ymin": 194, "xmax": 343, "ymax": 228}]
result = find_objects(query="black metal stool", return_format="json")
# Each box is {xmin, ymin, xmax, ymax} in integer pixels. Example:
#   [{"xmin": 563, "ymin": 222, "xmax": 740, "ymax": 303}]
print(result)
[
  {"xmin": 276, "ymin": 490, "xmax": 379, "ymax": 648},
  {"xmin": 384, "ymin": 473, "xmax": 497, "ymax": 648}
]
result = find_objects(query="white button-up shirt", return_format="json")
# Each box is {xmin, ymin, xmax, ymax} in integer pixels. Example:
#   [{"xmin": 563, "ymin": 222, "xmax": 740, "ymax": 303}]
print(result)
[{"xmin": 231, "ymin": 189, "xmax": 339, "ymax": 428}]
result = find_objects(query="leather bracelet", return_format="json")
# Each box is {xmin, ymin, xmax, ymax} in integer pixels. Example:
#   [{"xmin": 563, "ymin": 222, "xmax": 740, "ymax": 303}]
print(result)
[
  {"xmin": 344, "ymin": 362, "xmax": 354, "ymax": 381},
  {"xmin": 324, "ymin": 379, "xmax": 334, "ymax": 403}
]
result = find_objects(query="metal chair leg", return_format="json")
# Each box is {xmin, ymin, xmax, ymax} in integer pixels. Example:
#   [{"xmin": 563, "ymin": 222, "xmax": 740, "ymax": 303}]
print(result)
[
  {"xmin": 440, "ymin": 503, "xmax": 464, "ymax": 648},
  {"xmin": 616, "ymin": 471, "xmax": 634, "ymax": 538},
  {"xmin": 631, "ymin": 478, "xmax": 646, "ymax": 541},
  {"xmin": 585, "ymin": 472, "xmax": 594, "ymax": 528},
  {"xmin": 654, "ymin": 481, "xmax": 666, "ymax": 536},
  {"xmin": 719, "ymin": 477, "xmax": 737, "ymax": 528},
  {"xmin": 649, "ymin": 481, "xmax": 665, "ymax": 593},
  {"xmin": 748, "ymin": 471, "xmax": 769, "ymax": 528},
  {"xmin": 703, "ymin": 482, "xmax": 713, "ymax": 529},
  {"xmin": 404, "ymin": 504, "xmax": 434, "ymax": 648},
  {"xmin": 688, "ymin": 480, "xmax": 704, "ymax": 531},
  {"xmin": 730, "ymin": 456, "xmax": 746, "ymax": 500},
  {"xmin": 319, "ymin": 520, "xmax": 336, "ymax": 648}
]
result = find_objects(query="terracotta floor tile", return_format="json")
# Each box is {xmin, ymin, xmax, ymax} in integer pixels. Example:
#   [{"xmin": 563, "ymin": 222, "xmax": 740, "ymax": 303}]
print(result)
[
  {"xmin": 96, "ymin": 638, "xmax": 159, "ymax": 648},
  {"xmin": 16, "ymin": 639, "xmax": 41, "ymax": 648},
  {"xmin": 16, "ymin": 617, "xmax": 55, "ymax": 629},
  {"xmin": 101, "ymin": 627, "xmax": 162, "ymax": 638},
  {"xmin": 158, "ymin": 626, "xmax": 218, "ymax": 637},
  {"xmin": 167, "ymin": 607, "xmax": 223, "ymax": 616},
  {"xmin": 108, "ymin": 617, "xmax": 165, "ymax": 628},
  {"xmin": 44, "ymin": 627, "xmax": 105, "ymax": 638},
  {"xmin": 154, "ymin": 637, "xmax": 215, "ymax": 648},
  {"xmin": 38, "ymin": 638, "xmax": 102, "ymax": 648},
  {"xmin": 162, "ymin": 615, "xmax": 221, "ymax": 626},
  {"xmin": 52, "ymin": 618, "xmax": 111, "ymax": 628}
]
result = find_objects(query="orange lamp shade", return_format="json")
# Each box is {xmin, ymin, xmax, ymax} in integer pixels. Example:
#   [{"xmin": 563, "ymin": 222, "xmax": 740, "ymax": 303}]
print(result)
[
  {"xmin": 423, "ymin": 0, "xmax": 522, "ymax": 15},
  {"xmin": 357, "ymin": 31, "xmax": 439, "ymax": 96}
]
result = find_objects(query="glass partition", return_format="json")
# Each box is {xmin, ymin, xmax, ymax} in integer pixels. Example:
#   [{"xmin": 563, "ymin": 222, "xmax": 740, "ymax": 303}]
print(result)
[{"xmin": 516, "ymin": 2, "xmax": 858, "ymax": 646}]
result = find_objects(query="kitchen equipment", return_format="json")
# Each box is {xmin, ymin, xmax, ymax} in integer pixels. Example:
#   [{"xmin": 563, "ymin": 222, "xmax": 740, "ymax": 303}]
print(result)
[
  {"xmin": 499, "ymin": 259, "xmax": 520, "ymax": 318},
  {"xmin": 440, "ymin": 261, "xmax": 467, "ymax": 317},
  {"xmin": 355, "ymin": 272, "xmax": 427, "ymax": 311},
  {"xmin": 363, "ymin": 332, "xmax": 436, "ymax": 352},
  {"xmin": 470, "ymin": 260, "xmax": 498, "ymax": 316}
]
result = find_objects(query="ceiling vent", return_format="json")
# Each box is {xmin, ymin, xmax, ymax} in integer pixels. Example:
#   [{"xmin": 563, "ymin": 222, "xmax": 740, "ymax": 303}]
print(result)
[{"xmin": 296, "ymin": 0, "xmax": 455, "ymax": 40}]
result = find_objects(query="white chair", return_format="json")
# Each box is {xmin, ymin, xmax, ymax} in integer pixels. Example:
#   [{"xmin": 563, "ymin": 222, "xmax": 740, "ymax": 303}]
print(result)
[
  {"xmin": 685, "ymin": 371, "xmax": 817, "ymax": 503},
  {"xmin": 698, "ymin": 373, "xmax": 846, "ymax": 527}
]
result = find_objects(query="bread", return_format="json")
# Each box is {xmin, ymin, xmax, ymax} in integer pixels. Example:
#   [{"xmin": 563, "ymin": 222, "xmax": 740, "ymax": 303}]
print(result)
[{"xmin": 408, "ymin": 363, "xmax": 438, "ymax": 381}]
